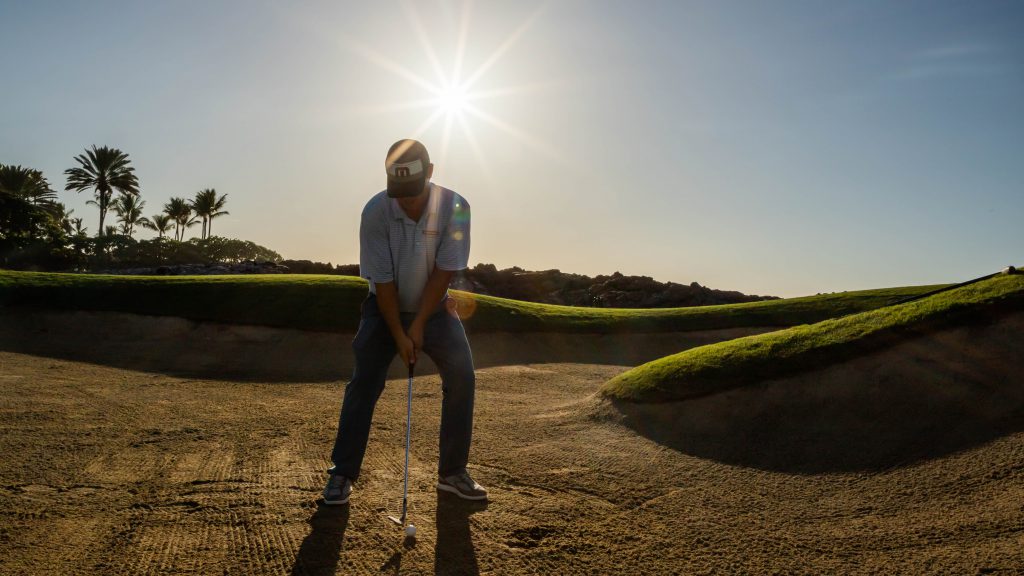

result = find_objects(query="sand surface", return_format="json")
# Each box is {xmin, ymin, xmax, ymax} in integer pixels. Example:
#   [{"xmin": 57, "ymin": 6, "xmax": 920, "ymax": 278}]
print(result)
[{"xmin": 1, "ymin": 310, "xmax": 1023, "ymax": 574}]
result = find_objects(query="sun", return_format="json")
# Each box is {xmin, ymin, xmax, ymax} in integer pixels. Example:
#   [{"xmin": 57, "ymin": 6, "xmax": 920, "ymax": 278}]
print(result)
[
  {"xmin": 437, "ymin": 84, "xmax": 470, "ymax": 116},
  {"xmin": 337, "ymin": 2, "xmax": 555, "ymax": 170}
]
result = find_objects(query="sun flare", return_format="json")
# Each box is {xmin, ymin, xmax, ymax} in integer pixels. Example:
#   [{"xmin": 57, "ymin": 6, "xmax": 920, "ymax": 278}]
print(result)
[
  {"xmin": 437, "ymin": 84, "xmax": 470, "ymax": 116},
  {"xmin": 341, "ymin": 2, "xmax": 554, "ymax": 171}
]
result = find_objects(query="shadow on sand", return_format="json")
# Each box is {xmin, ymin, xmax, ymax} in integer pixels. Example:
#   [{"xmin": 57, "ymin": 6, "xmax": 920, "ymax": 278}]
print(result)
[
  {"xmin": 378, "ymin": 536, "xmax": 417, "ymax": 575},
  {"xmin": 0, "ymin": 307, "xmax": 774, "ymax": 382},
  {"xmin": 435, "ymin": 494, "xmax": 488, "ymax": 576},
  {"xmin": 290, "ymin": 504, "xmax": 350, "ymax": 576},
  {"xmin": 606, "ymin": 313, "xmax": 1024, "ymax": 473}
]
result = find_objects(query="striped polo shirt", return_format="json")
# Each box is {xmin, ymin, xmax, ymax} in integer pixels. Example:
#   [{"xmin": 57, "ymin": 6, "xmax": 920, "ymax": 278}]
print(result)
[{"xmin": 359, "ymin": 183, "xmax": 471, "ymax": 312}]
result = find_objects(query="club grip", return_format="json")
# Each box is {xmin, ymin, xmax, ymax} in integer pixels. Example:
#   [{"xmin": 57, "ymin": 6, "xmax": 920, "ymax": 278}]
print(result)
[{"xmin": 408, "ymin": 362, "xmax": 415, "ymax": 379}]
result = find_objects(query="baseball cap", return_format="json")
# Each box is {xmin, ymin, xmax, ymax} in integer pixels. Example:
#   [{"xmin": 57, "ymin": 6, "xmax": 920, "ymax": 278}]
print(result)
[{"xmin": 386, "ymin": 139, "xmax": 431, "ymax": 198}]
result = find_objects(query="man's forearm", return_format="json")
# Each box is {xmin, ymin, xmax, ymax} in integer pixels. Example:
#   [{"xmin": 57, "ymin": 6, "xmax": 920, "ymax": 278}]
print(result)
[
  {"xmin": 413, "ymin": 268, "xmax": 455, "ymax": 326},
  {"xmin": 373, "ymin": 282, "xmax": 406, "ymax": 341}
]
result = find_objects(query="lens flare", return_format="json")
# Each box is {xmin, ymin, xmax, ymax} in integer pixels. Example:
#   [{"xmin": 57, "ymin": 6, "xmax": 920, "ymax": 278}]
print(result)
[
  {"xmin": 438, "ymin": 85, "xmax": 469, "ymax": 115},
  {"xmin": 449, "ymin": 292, "xmax": 478, "ymax": 320},
  {"xmin": 331, "ymin": 1, "xmax": 557, "ymax": 174}
]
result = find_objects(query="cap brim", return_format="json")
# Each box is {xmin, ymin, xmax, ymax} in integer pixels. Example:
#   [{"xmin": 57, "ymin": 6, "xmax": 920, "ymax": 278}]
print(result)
[{"xmin": 387, "ymin": 177, "xmax": 426, "ymax": 198}]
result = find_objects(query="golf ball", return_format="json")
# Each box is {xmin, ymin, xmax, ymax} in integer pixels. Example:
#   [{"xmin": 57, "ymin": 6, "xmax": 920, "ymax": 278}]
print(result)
[{"xmin": 405, "ymin": 524, "xmax": 416, "ymax": 537}]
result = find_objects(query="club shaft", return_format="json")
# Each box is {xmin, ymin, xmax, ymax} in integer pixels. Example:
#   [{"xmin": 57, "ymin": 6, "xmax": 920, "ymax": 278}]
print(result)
[{"xmin": 401, "ymin": 363, "xmax": 414, "ymax": 523}]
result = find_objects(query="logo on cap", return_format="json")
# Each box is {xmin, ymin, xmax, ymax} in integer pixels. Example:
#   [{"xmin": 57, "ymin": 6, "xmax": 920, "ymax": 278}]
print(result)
[{"xmin": 388, "ymin": 159, "xmax": 424, "ymax": 182}]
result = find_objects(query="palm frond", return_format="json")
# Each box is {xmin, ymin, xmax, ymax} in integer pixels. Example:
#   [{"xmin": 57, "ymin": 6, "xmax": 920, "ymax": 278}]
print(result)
[
  {"xmin": 65, "ymin": 145, "xmax": 140, "ymax": 236},
  {"xmin": 0, "ymin": 164, "xmax": 58, "ymax": 205}
]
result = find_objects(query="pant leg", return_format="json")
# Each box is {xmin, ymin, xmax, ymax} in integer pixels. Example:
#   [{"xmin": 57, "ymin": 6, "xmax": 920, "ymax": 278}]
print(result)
[
  {"xmin": 329, "ymin": 297, "xmax": 396, "ymax": 481},
  {"xmin": 421, "ymin": 303, "xmax": 476, "ymax": 477}
]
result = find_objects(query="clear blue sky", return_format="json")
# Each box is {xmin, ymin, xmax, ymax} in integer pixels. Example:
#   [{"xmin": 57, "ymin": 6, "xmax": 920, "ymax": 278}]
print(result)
[{"xmin": 2, "ymin": 0, "xmax": 1021, "ymax": 296}]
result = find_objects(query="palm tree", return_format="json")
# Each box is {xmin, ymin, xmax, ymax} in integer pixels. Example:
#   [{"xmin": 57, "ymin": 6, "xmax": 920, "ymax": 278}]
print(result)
[
  {"xmin": 190, "ymin": 189, "xmax": 212, "ymax": 239},
  {"xmin": 206, "ymin": 189, "xmax": 229, "ymax": 238},
  {"xmin": 72, "ymin": 217, "xmax": 88, "ymax": 236},
  {"xmin": 56, "ymin": 204, "xmax": 75, "ymax": 235},
  {"xmin": 0, "ymin": 164, "xmax": 59, "ymax": 214},
  {"xmin": 51, "ymin": 205, "xmax": 88, "ymax": 237},
  {"xmin": 64, "ymin": 145, "xmax": 139, "ymax": 237},
  {"xmin": 163, "ymin": 197, "xmax": 199, "ymax": 241},
  {"xmin": 184, "ymin": 214, "xmax": 200, "ymax": 239},
  {"xmin": 113, "ymin": 195, "xmax": 147, "ymax": 238},
  {"xmin": 141, "ymin": 213, "xmax": 174, "ymax": 239},
  {"xmin": 189, "ymin": 188, "xmax": 229, "ymax": 239}
]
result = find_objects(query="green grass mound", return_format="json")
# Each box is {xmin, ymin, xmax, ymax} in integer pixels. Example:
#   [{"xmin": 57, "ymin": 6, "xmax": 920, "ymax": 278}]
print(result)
[
  {"xmin": 1, "ymin": 269, "xmax": 942, "ymax": 334},
  {"xmin": 602, "ymin": 271, "xmax": 1024, "ymax": 403}
]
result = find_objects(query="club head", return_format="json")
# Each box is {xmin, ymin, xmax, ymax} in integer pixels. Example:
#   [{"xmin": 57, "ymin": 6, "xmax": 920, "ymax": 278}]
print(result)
[{"xmin": 387, "ymin": 515, "xmax": 403, "ymax": 526}]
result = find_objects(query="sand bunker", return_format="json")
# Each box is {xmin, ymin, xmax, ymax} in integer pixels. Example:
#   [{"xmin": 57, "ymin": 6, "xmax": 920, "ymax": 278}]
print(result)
[
  {"xmin": 1, "ymin": 306, "xmax": 1023, "ymax": 573},
  {"xmin": 602, "ymin": 311, "xmax": 1024, "ymax": 473},
  {"xmin": 0, "ymin": 307, "xmax": 778, "ymax": 381}
]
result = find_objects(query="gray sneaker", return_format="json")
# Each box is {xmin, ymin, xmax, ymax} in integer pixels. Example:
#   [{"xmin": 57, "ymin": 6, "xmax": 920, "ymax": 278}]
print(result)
[
  {"xmin": 437, "ymin": 471, "xmax": 488, "ymax": 501},
  {"xmin": 322, "ymin": 474, "xmax": 352, "ymax": 505}
]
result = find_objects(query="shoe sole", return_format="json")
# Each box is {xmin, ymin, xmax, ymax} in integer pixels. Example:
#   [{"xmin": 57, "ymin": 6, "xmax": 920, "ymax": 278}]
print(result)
[
  {"xmin": 436, "ymin": 482, "xmax": 488, "ymax": 501},
  {"xmin": 322, "ymin": 496, "xmax": 349, "ymax": 505}
]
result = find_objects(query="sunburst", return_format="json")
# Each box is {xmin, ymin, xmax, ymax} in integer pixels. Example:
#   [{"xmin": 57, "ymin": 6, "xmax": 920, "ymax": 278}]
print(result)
[
  {"xmin": 436, "ymin": 84, "xmax": 470, "ymax": 115},
  {"xmin": 346, "ymin": 1, "xmax": 557, "ymax": 173}
]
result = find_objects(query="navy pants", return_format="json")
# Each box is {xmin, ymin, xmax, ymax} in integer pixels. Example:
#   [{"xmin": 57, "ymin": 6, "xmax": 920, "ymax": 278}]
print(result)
[{"xmin": 329, "ymin": 295, "xmax": 476, "ymax": 481}]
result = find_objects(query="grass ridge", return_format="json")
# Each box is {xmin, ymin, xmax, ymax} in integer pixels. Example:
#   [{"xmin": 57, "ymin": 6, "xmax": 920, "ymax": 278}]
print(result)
[
  {"xmin": 601, "ymin": 272, "xmax": 1024, "ymax": 403},
  {"xmin": 1, "ymin": 269, "xmax": 943, "ymax": 334}
]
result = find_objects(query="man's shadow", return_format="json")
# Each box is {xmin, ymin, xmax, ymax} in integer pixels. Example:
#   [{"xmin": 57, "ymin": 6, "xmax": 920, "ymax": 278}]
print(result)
[
  {"xmin": 434, "ymin": 493, "xmax": 488, "ymax": 576},
  {"xmin": 290, "ymin": 503, "xmax": 350, "ymax": 576}
]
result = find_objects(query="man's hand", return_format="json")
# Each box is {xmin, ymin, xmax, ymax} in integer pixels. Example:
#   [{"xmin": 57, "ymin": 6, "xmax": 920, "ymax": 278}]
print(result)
[
  {"xmin": 374, "ymin": 282, "xmax": 415, "ymax": 366},
  {"xmin": 409, "ymin": 267, "xmax": 455, "ymax": 346},
  {"xmin": 395, "ymin": 332, "xmax": 416, "ymax": 367}
]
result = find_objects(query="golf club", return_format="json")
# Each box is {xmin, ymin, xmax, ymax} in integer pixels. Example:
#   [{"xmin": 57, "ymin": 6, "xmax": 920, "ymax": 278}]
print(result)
[{"xmin": 387, "ymin": 361, "xmax": 416, "ymax": 538}]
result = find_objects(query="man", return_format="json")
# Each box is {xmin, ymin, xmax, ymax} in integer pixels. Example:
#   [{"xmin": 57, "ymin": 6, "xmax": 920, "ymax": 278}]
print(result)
[{"xmin": 323, "ymin": 139, "xmax": 487, "ymax": 505}]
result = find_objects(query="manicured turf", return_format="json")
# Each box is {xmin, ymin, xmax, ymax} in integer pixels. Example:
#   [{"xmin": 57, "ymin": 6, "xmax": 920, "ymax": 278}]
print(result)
[
  {"xmin": 602, "ymin": 271, "xmax": 1024, "ymax": 402},
  {"xmin": 0, "ymin": 270, "xmax": 943, "ymax": 334},
  {"xmin": 0, "ymin": 271, "xmax": 369, "ymax": 332}
]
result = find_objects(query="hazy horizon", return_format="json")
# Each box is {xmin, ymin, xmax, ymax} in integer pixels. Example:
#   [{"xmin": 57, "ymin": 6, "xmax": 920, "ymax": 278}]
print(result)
[{"xmin": 2, "ymin": 0, "xmax": 1022, "ymax": 297}]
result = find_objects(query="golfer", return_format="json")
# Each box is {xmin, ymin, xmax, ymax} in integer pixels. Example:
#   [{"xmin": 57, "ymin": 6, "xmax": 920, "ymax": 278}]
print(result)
[{"xmin": 323, "ymin": 139, "xmax": 487, "ymax": 505}]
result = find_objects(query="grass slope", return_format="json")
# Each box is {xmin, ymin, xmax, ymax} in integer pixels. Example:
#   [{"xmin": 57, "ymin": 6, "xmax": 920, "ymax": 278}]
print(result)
[
  {"xmin": 602, "ymin": 272, "xmax": 1024, "ymax": 402},
  {"xmin": 1, "ymin": 270, "xmax": 943, "ymax": 334}
]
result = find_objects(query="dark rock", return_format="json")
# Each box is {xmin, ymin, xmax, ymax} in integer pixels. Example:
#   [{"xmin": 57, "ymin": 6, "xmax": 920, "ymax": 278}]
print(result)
[
  {"xmin": 109, "ymin": 258, "xmax": 779, "ymax": 308},
  {"xmin": 455, "ymin": 263, "xmax": 778, "ymax": 308}
]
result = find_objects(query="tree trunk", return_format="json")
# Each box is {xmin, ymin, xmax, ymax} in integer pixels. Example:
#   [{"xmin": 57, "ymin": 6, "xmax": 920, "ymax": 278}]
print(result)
[
  {"xmin": 98, "ymin": 199, "xmax": 106, "ymax": 237},
  {"xmin": 97, "ymin": 187, "xmax": 111, "ymax": 238}
]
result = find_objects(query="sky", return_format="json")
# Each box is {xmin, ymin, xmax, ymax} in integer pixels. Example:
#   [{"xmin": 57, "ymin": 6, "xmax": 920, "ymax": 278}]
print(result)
[{"xmin": 1, "ymin": 0, "xmax": 1022, "ymax": 297}]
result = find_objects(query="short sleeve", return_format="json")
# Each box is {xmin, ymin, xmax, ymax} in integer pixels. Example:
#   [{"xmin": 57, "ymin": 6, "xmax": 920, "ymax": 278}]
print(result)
[
  {"xmin": 436, "ymin": 194, "xmax": 470, "ymax": 272},
  {"xmin": 359, "ymin": 198, "xmax": 394, "ymax": 284}
]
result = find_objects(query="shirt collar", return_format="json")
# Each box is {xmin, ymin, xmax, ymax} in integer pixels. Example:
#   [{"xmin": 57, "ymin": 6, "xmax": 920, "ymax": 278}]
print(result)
[{"xmin": 390, "ymin": 183, "xmax": 434, "ymax": 221}]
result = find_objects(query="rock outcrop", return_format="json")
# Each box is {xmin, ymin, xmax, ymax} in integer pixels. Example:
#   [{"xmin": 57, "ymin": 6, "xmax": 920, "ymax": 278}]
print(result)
[
  {"xmin": 450, "ymin": 264, "xmax": 777, "ymax": 308},
  {"xmin": 100, "ymin": 260, "xmax": 777, "ymax": 307}
]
